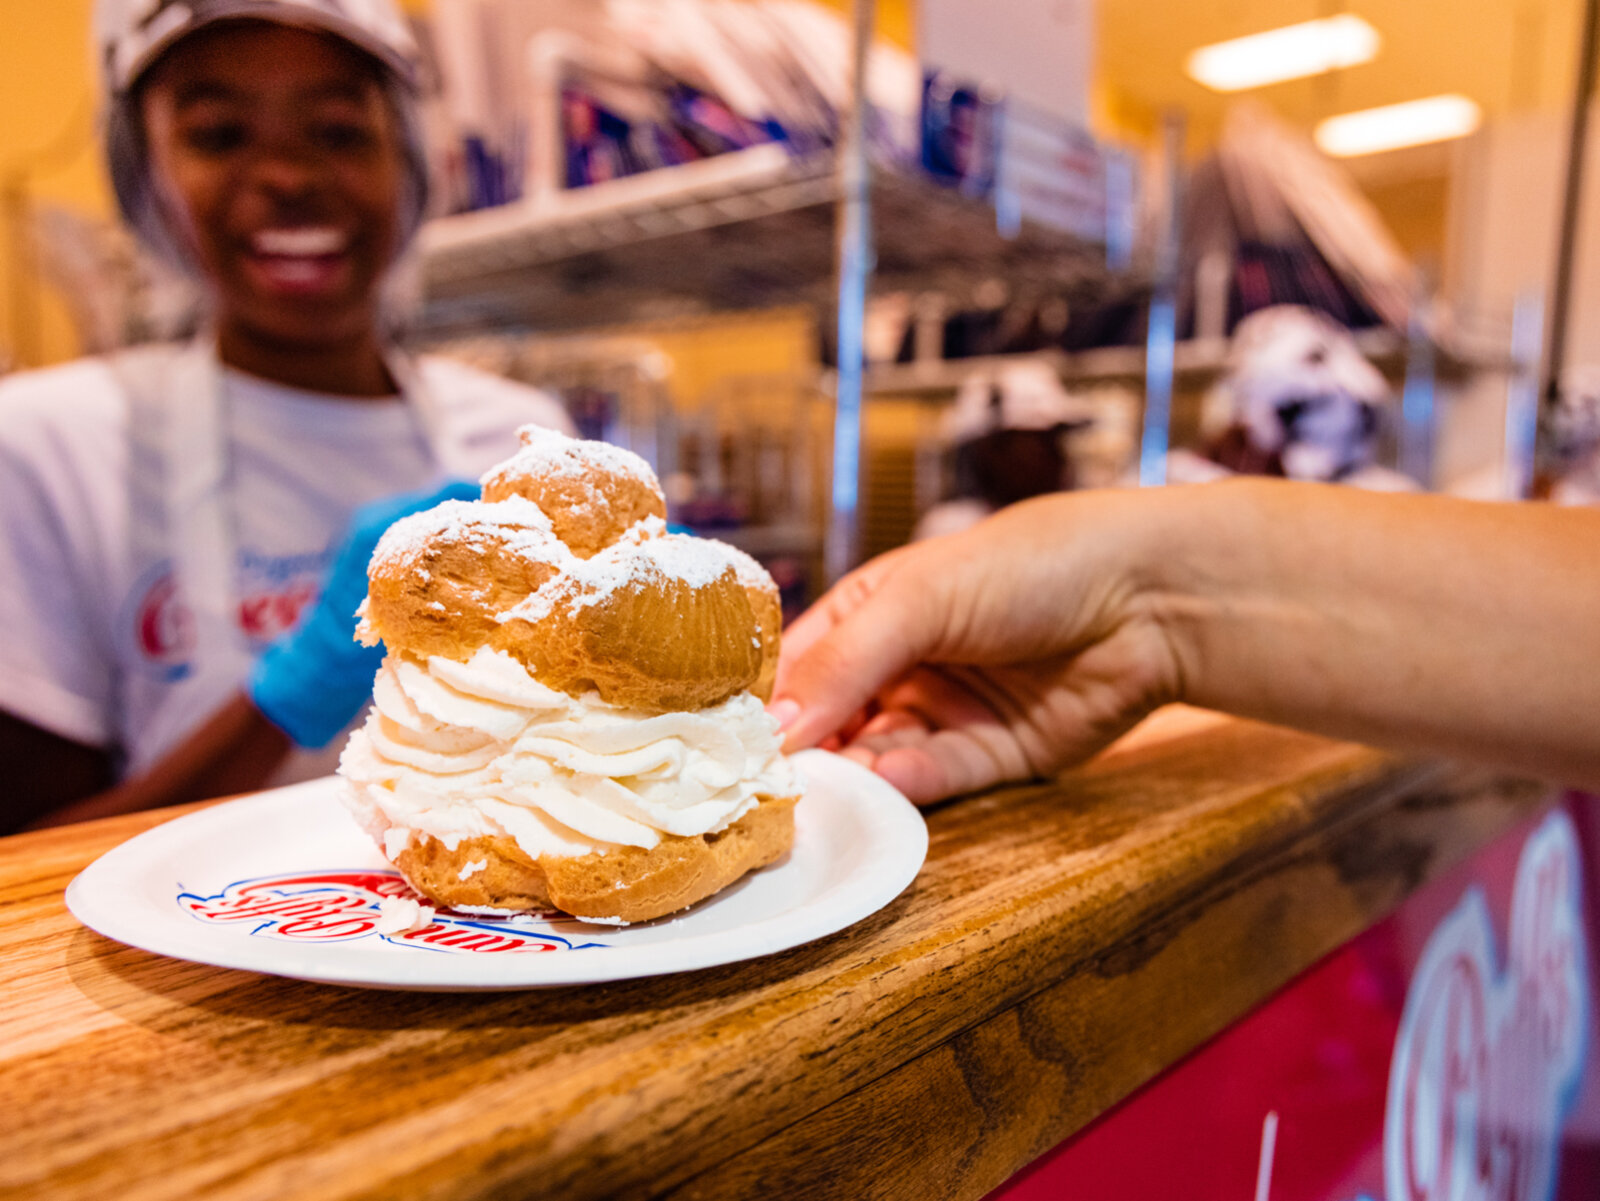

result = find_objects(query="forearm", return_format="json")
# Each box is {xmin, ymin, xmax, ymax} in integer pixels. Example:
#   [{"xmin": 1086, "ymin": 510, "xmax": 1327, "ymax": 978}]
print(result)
[
  {"xmin": 27, "ymin": 694, "xmax": 291, "ymax": 829},
  {"xmin": 1148, "ymin": 479, "xmax": 1600, "ymax": 788}
]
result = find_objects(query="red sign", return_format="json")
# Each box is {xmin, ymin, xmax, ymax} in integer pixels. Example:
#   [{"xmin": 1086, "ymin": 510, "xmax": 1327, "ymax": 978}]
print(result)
[{"xmin": 991, "ymin": 801, "xmax": 1599, "ymax": 1201}]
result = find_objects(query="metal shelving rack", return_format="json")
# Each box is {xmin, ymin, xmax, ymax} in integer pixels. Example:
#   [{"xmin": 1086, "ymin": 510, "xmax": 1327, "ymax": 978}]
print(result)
[
  {"xmin": 413, "ymin": 4, "xmax": 1137, "ymax": 581},
  {"xmin": 415, "ymin": 145, "xmax": 1129, "ymax": 337},
  {"xmin": 846, "ymin": 326, "xmax": 1516, "ymax": 398}
]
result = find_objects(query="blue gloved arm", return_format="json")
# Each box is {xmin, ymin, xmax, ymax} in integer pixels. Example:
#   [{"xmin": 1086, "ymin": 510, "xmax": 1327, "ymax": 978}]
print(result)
[{"xmin": 249, "ymin": 480, "xmax": 479, "ymax": 749}]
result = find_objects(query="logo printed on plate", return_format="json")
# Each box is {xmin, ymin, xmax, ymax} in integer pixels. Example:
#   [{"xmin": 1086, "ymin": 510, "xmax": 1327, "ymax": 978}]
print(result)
[
  {"xmin": 68, "ymin": 754, "xmax": 923, "ymax": 989},
  {"xmin": 178, "ymin": 870, "xmax": 611, "ymax": 954}
]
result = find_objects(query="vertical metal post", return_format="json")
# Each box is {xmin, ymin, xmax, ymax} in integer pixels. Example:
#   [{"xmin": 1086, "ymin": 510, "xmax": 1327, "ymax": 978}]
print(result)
[
  {"xmin": 1399, "ymin": 294, "xmax": 1437, "ymax": 487},
  {"xmin": 1139, "ymin": 113, "xmax": 1184, "ymax": 488},
  {"xmin": 825, "ymin": 0, "xmax": 874, "ymax": 585},
  {"xmin": 1104, "ymin": 150, "xmax": 1137, "ymax": 273},
  {"xmin": 1504, "ymin": 291, "xmax": 1545, "ymax": 498},
  {"xmin": 1543, "ymin": 0, "xmax": 1600, "ymax": 407}
]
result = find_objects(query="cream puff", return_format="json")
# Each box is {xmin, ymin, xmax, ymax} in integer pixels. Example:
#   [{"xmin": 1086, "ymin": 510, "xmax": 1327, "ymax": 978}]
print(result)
[{"xmin": 338, "ymin": 427, "xmax": 799, "ymax": 924}]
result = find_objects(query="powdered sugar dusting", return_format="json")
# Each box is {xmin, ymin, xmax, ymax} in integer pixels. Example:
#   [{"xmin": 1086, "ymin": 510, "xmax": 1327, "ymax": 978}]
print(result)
[
  {"xmin": 370, "ymin": 435, "xmax": 756, "ymax": 637},
  {"xmin": 482, "ymin": 425, "xmax": 661, "ymax": 494},
  {"xmin": 369, "ymin": 497, "xmax": 567, "ymax": 577},
  {"xmin": 709, "ymin": 538, "xmax": 777, "ymax": 595},
  {"xmin": 622, "ymin": 515, "xmax": 669, "ymax": 544},
  {"xmin": 634, "ymin": 534, "xmax": 732, "ymax": 589},
  {"xmin": 498, "ymin": 533, "xmax": 735, "ymax": 625}
]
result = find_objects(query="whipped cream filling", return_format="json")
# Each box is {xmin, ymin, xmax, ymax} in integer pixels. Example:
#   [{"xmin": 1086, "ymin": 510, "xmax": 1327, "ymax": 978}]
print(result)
[{"xmin": 339, "ymin": 646, "xmax": 798, "ymax": 864}]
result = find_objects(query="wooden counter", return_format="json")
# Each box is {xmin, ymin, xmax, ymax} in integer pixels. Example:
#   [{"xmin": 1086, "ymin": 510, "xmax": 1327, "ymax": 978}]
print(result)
[{"xmin": 1, "ymin": 713, "xmax": 1554, "ymax": 1201}]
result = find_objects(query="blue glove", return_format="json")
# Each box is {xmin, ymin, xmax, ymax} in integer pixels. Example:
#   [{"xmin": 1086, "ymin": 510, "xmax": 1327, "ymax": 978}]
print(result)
[{"xmin": 250, "ymin": 480, "xmax": 480, "ymax": 749}]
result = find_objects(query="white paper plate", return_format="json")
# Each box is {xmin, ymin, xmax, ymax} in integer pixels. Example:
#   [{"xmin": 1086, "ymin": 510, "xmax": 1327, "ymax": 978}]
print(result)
[{"xmin": 65, "ymin": 750, "xmax": 927, "ymax": 991}]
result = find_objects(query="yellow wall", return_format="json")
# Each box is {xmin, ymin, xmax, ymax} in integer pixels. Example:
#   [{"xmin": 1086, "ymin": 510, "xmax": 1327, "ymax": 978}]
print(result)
[
  {"xmin": 0, "ymin": 0, "xmax": 109, "ymax": 368},
  {"xmin": 609, "ymin": 308, "xmax": 817, "ymax": 411}
]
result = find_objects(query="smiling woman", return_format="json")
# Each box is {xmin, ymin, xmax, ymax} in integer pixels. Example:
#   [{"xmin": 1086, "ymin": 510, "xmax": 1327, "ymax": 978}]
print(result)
[
  {"xmin": 138, "ymin": 22, "xmax": 408, "ymax": 393},
  {"xmin": 0, "ymin": 0, "xmax": 573, "ymax": 832}
]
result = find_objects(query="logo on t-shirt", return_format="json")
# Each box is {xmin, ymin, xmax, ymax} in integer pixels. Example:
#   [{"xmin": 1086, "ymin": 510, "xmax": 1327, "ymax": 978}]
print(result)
[
  {"xmin": 237, "ymin": 578, "xmax": 319, "ymax": 643},
  {"xmin": 124, "ymin": 549, "xmax": 330, "ymax": 677},
  {"xmin": 236, "ymin": 547, "xmax": 332, "ymax": 645},
  {"xmin": 128, "ymin": 562, "xmax": 195, "ymax": 681}
]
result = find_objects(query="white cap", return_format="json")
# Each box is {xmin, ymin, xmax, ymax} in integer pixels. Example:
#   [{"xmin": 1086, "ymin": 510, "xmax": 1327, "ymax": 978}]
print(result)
[
  {"xmin": 95, "ymin": 0, "xmax": 419, "ymax": 93},
  {"xmin": 941, "ymin": 360, "xmax": 1090, "ymax": 445},
  {"xmin": 1225, "ymin": 306, "xmax": 1391, "ymax": 453},
  {"xmin": 1547, "ymin": 364, "xmax": 1600, "ymax": 462}
]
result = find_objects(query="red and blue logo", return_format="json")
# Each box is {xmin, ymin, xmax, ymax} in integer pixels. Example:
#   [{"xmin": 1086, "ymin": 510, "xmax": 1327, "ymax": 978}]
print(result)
[
  {"xmin": 126, "ymin": 563, "xmax": 196, "ymax": 681},
  {"xmin": 178, "ymin": 870, "xmax": 611, "ymax": 953}
]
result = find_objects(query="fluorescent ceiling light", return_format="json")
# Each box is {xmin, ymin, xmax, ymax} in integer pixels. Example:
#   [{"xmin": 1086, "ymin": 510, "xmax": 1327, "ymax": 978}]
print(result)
[
  {"xmin": 1186, "ymin": 15, "xmax": 1381, "ymax": 92},
  {"xmin": 1315, "ymin": 94, "xmax": 1483, "ymax": 156}
]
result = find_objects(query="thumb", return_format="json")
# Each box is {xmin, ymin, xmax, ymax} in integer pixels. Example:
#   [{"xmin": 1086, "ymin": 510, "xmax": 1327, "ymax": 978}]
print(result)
[{"xmin": 771, "ymin": 558, "xmax": 937, "ymax": 751}]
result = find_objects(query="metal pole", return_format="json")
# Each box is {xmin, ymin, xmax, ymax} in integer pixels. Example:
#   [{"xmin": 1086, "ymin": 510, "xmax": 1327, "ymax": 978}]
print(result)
[
  {"xmin": 1138, "ymin": 112, "xmax": 1184, "ymax": 487},
  {"xmin": 825, "ymin": 0, "xmax": 874, "ymax": 585},
  {"xmin": 1542, "ymin": 0, "xmax": 1600, "ymax": 406},
  {"xmin": 1399, "ymin": 290, "xmax": 1437, "ymax": 487},
  {"xmin": 1504, "ymin": 291, "xmax": 1545, "ymax": 498}
]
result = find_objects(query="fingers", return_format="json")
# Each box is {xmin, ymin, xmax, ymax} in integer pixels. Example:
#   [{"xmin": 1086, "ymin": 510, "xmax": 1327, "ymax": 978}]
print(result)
[
  {"xmin": 872, "ymin": 740, "xmax": 989, "ymax": 805},
  {"xmin": 826, "ymin": 667, "xmax": 1043, "ymax": 804},
  {"xmin": 771, "ymin": 553, "xmax": 937, "ymax": 752},
  {"xmin": 862, "ymin": 728, "xmax": 1025, "ymax": 805}
]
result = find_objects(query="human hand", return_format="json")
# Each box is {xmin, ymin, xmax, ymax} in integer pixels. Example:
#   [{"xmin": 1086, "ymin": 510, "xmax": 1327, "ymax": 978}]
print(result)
[
  {"xmin": 249, "ymin": 480, "xmax": 480, "ymax": 748},
  {"xmin": 771, "ymin": 491, "xmax": 1185, "ymax": 804}
]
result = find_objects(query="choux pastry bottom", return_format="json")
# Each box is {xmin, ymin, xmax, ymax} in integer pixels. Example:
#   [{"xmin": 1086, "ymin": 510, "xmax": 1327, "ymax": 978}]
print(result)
[{"xmin": 393, "ymin": 796, "xmax": 797, "ymax": 924}]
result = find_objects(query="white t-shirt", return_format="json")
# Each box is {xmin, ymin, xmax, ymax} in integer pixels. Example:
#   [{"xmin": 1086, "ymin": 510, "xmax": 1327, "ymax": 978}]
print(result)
[{"xmin": 0, "ymin": 346, "xmax": 572, "ymax": 781}]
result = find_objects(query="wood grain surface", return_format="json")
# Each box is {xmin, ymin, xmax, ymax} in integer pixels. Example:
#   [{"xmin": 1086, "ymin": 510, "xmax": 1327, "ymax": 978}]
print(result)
[{"xmin": 0, "ymin": 715, "xmax": 1553, "ymax": 1201}]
